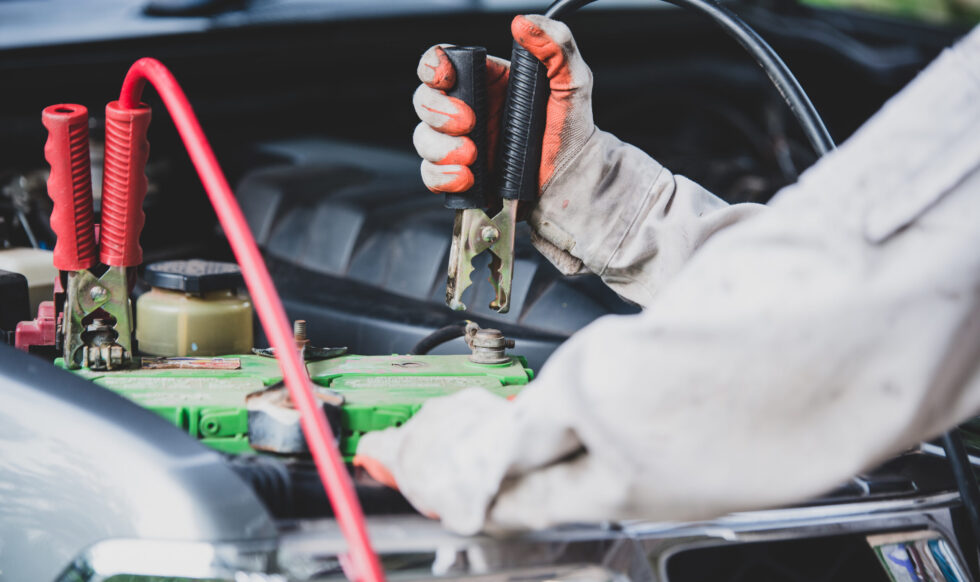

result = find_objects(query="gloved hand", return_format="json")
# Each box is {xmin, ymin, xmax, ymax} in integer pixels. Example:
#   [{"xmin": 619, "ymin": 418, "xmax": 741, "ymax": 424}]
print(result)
[
  {"xmin": 413, "ymin": 14, "xmax": 592, "ymax": 196},
  {"xmin": 413, "ymin": 15, "xmax": 760, "ymax": 306}
]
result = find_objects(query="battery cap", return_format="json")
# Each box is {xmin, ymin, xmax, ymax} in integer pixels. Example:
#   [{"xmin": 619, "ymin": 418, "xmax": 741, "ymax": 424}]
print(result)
[{"xmin": 144, "ymin": 260, "xmax": 244, "ymax": 294}]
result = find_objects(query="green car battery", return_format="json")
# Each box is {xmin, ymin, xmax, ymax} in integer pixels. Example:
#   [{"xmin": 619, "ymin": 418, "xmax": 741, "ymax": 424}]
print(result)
[{"xmin": 66, "ymin": 353, "xmax": 533, "ymax": 460}]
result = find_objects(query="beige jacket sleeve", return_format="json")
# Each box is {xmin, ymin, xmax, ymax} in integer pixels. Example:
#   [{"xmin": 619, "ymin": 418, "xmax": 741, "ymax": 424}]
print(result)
[
  {"xmin": 527, "ymin": 130, "xmax": 764, "ymax": 306},
  {"xmin": 358, "ymin": 25, "xmax": 980, "ymax": 535}
]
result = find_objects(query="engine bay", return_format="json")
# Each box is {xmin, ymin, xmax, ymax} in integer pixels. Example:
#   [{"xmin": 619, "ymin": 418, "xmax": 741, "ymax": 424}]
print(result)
[{"xmin": 0, "ymin": 2, "xmax": 976, "ymax": 581}]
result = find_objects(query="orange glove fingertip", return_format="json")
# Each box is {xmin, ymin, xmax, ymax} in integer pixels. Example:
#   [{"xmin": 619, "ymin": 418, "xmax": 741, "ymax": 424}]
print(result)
[
  {"xmin": 353, "ymin": 454, "xmax": 400, "ymax": 491},
  {"xmin": 511, "ymin": 15, "xmax": 566, "ymax": 78},
  {"xmin": 437, "ymin": 96, "xmax": 476, "ymax": 136},
  {"xmin": 511, "ymin": 14, "xmax": 541, "ymax": 42},
  {"xmin": 437, "ymin": 167, "xmax": 475, "ymax": 193},
  {"xmin": 438, "ymin": 137, "xmax": 478, "ymax": 166},
  {"xmin": 425, "ymin": 46, "xmax": 457, "ymax": 90}
]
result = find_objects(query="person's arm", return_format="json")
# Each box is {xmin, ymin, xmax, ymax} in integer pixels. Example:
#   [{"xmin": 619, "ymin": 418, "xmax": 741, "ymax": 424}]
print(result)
[
  {"xmin": 412, "ymin": 15, "xmax": 762, "ymax": 307},
  {"xmin": 359, "ymin": 24, "xmax": 980, "ymax": 535},
  {"xmin": 527, "ymin": 131, "xmax": 762, "ymax": 305}
]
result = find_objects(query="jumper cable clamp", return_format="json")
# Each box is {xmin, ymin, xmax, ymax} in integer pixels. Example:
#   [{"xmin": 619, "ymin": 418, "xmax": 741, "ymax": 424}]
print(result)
[
  {"xmin": 443, "ymin": 42, "xmax": 548, "ymax": 314},
  {"xmin": 442, "ymin": 46, "xmax": 516, "ymax": 313},
  {"xmin": 43, "ymin": 101, "xmax": 150, "ymax": 370}
]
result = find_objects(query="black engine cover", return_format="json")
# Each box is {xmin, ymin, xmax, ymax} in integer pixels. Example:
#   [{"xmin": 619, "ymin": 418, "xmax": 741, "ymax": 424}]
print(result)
[{"xmin": 235, "ymin": 139, "xmax": 637, "ymax": 369}]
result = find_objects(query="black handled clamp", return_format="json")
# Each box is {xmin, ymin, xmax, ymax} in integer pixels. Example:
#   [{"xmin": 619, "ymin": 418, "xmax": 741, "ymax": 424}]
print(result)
[{"xmin": 443, "ymin": 44, "xmax": 548, "ymax": 314}]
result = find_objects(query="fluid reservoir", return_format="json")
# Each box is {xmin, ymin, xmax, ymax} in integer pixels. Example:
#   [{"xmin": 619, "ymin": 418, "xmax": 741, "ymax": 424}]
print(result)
[{"xmin": 137, "ymin": 260, "xmax": 253, "ymax": 357}]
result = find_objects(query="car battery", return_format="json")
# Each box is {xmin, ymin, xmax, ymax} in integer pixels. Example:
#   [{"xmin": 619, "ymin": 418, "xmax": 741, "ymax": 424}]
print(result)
[{"xmin": 66, "ymin": 352, "xmax": 532, "ymax": 460}]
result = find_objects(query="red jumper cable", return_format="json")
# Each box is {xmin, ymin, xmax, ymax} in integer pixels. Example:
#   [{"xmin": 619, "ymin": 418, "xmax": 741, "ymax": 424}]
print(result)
[{"xmin": 117, "ymin": 58, "xmax": 385, "ymax": 582}]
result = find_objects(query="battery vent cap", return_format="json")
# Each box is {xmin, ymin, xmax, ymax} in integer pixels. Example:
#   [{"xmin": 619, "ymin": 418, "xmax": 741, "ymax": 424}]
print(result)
[{"xmin": 145, "ymin": 260, "xmax": 243, "ymax": 295}]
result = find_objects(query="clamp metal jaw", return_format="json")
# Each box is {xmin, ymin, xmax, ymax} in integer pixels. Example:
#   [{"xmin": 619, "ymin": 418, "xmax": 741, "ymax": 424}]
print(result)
[
  {"xmin": 43, "ymin": 100, "xmax": 150, "ymax": 370},
  {"xmin": 63, "ymin": 268, "xmax": 133, "ymax": 369},
  {"xmin": 446, "ymin": 199, "xmax": 517, "ymax": 312}
]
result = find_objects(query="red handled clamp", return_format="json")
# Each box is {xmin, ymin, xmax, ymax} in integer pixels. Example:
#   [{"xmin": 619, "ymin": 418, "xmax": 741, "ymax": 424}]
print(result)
[{"xmin": 43, "ymin": 102, "xmax": 150, "ymax": 370}]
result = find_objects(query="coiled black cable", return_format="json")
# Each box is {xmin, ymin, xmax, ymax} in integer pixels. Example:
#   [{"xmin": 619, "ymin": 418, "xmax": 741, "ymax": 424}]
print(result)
[{"xmin": 544, "ymin": 0, "xmax": 837, "ymax": 157}]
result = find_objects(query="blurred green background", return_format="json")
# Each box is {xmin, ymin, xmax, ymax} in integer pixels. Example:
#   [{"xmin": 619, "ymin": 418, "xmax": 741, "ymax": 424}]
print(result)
[{"xmin": 802, "ymin": 0, "xmax": 980, "ymax": 24}]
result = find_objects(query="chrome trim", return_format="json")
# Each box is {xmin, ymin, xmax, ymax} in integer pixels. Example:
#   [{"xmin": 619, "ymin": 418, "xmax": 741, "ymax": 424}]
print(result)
[
  {"xmin": 276, "ymin": 491, "xmax": 968, "ymax": 581},
  {"xmin": 55, "ymin": 492, "xmax": 973, "ymax": 581},
  {"xmin": 624, "ymin": 491, "xmax": 961, "ymax": 537}
]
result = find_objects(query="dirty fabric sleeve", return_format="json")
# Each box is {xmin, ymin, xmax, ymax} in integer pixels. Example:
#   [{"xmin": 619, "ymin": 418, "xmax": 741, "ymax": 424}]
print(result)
[
  {"xmin": 358, "ymin": 26, "xmax": 980, "ymax": 534},
  {"xmin": 527, "ymin": 131, "xmax": 764, "ymax": 307}
]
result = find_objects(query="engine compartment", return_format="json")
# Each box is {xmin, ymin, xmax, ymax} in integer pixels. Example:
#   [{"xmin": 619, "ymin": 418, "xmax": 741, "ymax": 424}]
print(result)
[
  {"xmin": 1, "ymin": 3, "xmax": 957, "ymax": 363},
  {"xmin": 0, "ymin": 3, "xmax": 975, "ymax": 581}
]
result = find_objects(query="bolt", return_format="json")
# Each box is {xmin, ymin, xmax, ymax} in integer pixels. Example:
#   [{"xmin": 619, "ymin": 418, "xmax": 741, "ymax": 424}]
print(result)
[
  {"xmin": 108, "ymin": 344, "xmax": 124, "ymax": 367},
  {"xmin": 468, "ymin": 327, "xmax": 513, "ymax": 365},
  {"xmin": 294, "ymin": 319, "xmax": 309, "ymax": 349},
  {"xmin": 86, "ymin": 318, "xmax": 108, "ymax": 332},
  {"xmin": 89, "ymin": 286, "xmax": 108, "ymax": 302},
  {"xmin": 474, "ymin": 328, "xmax": 504, "ymax": 342},
  {"xmin": 481, "ymin": 226, "xmax": 499, "ymax": 244}
]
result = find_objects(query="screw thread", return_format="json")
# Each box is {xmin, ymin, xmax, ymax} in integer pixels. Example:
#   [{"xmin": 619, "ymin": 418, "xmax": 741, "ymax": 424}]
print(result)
[{"xmin": 293, "ymin": 320, "xmax": 307, "ymax": 342}]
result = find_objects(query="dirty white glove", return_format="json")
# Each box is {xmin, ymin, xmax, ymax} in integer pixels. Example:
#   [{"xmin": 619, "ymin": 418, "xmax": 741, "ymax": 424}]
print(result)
[
  {"xmin": 360, "ymin": 25, "xmax": 980, "ymax": 535},
  {"xmin": 412, "ymin": 15, "xmax": 761, "ymax": 306}
]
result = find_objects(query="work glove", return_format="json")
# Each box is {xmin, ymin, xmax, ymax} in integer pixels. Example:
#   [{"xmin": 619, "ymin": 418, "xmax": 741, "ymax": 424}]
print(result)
[
  {"xmin": 413, "ymin": 15, "xmax": 761, "ymax": 306},
  {"xmin": 414, "ymin": 15, "xmax": 592, "ymax": 196}
]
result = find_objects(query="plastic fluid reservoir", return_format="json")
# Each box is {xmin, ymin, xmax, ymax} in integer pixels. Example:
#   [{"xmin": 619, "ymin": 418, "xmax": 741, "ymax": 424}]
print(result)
[{"xmin": 137, "ymin": 260, "xmax": 253, "ymax": 357}]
